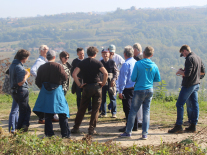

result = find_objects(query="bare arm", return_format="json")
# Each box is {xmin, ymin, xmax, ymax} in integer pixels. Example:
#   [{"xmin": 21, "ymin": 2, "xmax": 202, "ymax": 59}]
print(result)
[
  {"xmin": 72, "ymin": 67, "xmax": 86, "ymax": 88},
  {"xmin": 18, "ymin": 71, "xmax": 30, "ymax": 86},
  {"xmin": 99, "ymin": 67, "xmax": 108, "ymax": 87}
]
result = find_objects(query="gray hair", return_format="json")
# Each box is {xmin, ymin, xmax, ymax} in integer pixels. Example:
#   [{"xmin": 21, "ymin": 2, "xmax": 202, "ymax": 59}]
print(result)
[
  {"xmin": 39, "ymin": 45, "xmax": 49, "ymax": 54},
  {"xmin": 133, "ymin": 43, "xmax": 142, "ymax": 52},
  {"xmin": 124, "ymin": 45, "xmax": 134, "ymax": 58}
]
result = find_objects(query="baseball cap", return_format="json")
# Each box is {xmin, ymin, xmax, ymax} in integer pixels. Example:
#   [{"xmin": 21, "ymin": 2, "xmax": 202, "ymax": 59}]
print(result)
[
  {"xmin": 101, "ymin": 49, "xmax": 110, "ymax": 53},
  {"xmin": 47, "ymin": 50, "xmax": 56, "ymax": 59},
  {"xmin": 108, "ymin": 44, "xmax": 116, "ymax": 53}
]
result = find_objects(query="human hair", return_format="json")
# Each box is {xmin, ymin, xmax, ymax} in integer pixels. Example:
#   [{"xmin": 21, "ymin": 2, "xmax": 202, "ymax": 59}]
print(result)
[
  {"xmin": 179, "ymin": 45, "xmax": 191, "ymax": 53},
  {"xmin": 124, "ymin": 45, "xmax": 134, "ymax": 58},
  {"xmin": 39, "ymin": 45, "xmax": 49, "ymax": 54},
  {"xmin": 59, "ymin": 51, "xmax": 69, "ymax": 61},
  {"xmin": 77, "ymin": 47, "xmax": 83, "ymax": 53},
  {"xmin": 133, "ymin": 43, "xmax": 142, "ymax": 52},
  {"xmin": 87, "ymin": 46, "xmax": 99, "ymax": 56},
  {"xmin": 143, "ymin": 46, "xmax": 154, "ymax": 57},
  {"xmin": 15, "ymin": 49, "xmax": 30, "ymax": 61}
]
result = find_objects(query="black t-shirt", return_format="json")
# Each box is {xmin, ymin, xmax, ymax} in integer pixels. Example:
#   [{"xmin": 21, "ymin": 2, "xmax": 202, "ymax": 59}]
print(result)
[
  {"xmin": 101, "ymin": 59, "xmax": 115, "ymax": 73},
  {"xmin": 78, "ymin": 58, "xmax": 104, "ymax": 84}
]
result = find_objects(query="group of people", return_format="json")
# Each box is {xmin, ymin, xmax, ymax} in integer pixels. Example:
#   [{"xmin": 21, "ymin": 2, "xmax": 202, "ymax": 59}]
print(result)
[{"xmin": 7, "ymin": 43, "xmax": 204, "ymax": 140}]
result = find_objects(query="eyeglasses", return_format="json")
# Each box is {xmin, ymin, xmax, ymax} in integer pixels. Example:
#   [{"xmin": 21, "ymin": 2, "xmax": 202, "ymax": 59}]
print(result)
[{"xmin": 65, "ymin": 57, "xmax": 69, "ymax": 59}]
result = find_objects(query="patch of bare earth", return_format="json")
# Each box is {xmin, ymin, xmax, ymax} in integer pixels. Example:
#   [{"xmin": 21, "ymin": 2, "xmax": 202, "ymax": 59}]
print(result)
[{"xmin": 0, "ymin": 113, "xmax": 206, "ymax": 149}]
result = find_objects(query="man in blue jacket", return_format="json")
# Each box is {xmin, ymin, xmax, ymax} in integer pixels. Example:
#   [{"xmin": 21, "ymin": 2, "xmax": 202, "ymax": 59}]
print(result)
[{"xmin": 120, "ymin": 46, "xmax": 161, "ymax": 140}]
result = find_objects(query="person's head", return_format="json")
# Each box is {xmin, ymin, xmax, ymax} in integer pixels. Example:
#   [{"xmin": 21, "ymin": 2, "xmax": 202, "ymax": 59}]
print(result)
[
  {"xmin": 143, "ymin": 46, "xmax": 154, "ymax": 58},
  {"xmin": 77, "ymin": 47, "xmax": 84, "ymax": 60},
  {"xmin": 179, "ymin": 45, "xmax": 191, "ymax": 57},
  {"xmin": 15, "ymin": 49, "xmax": 30, "ymax": 63},
  {"xmin": 123, "ymin": 45, "xmax": 134, "ymax": 59},
  {"xmin": 59, "ymin": 51, "xmax": 69, "ymax": 64},
  {"xmin": 101, "ymin": 49, "xmax": 110, "ymax": 61},
  {"xmin": 108, "ymin": 44, "xmax": 116, "ymax": 58},
  {"xmin": 47, "ymin": 50, "xmax": 56, "ymax": 61},
  {"xmin": 39, "ymin": 45, "xmax": 49, "ymax": 58},
  {"xmin": 87, "ymin": 46, "xmax": 99, "ymax": 57},
  {"xmin": 133, "ymin": 43, "xmax": 142, "ymax": 57}
]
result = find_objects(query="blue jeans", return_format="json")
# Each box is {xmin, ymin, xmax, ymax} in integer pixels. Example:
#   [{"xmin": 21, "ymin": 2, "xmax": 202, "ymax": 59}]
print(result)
[
  {"xmin": 12, "ymin": 89, "xmax": 31, "ymax": 129},
  {"xmin": 101, "ymin": 85, "xmax": 116, "ymax": 115},
  {"xmin": 176, "ymin": 84, "xmax": 200, "ymax": 125},
  {"xmin": 9, "ymin": 99, "xmax": 19, "ymax": 132},
  {"xmin": 126, "ymin": 89, "xmax": 153, "ymax": 136}
]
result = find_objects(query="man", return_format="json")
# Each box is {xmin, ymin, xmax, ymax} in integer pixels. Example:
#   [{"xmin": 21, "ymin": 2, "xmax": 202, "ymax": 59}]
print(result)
[
  {"xmin": 100, "ymin": 44, "xmax": 125, "ymax": 113},
  {"xmin": 31, "ymin": 45, "xmax": 56, "ymax": 124},
  {"xmin": 99, "ymin": 49, "xmax": 118, "ymax": 118},
  {"xmin": 33, "ymin": 50, "xmax": 70, "ymax": 138},
  {"xmin": 118, "ymin": 45, "xmax": 138, "ymax": 132},
  {"xmin": 120, "ymin": 46, "xmax": 161, "ymax": 140},
  {"xmin": 132, "ymin": 43, "xmax": 143, "ymax": 127},
  {"xmin": 71, "ymin": 47, "xmax": 92, "ymax": 112},
  {"xmin": 168, "ymin": 45, "xmax": 205, "ymax": 133},
  {"xmin": 71, "ymin": 46, "xmax": 108, "ymax": 135}
]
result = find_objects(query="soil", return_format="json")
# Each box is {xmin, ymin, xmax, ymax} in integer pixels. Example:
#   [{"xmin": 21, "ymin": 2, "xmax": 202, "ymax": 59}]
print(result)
[{"xmin": 0, "ymin": 113, "xmax": 206, "ymax": 149}]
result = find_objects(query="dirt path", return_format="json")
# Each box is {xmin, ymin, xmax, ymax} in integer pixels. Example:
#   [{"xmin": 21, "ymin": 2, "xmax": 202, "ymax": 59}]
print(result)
[{"xmin": 1, "ymin": 114, "xmax": 206, "ymax": 149}]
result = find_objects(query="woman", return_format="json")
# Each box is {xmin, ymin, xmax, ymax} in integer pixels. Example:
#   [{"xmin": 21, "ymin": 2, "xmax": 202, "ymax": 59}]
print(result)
[
  {"xmin": 59, "ymin": 51, "xmax": 72, "ymax": 96},
  {"xmin": 9, "ymin": 49, "xmax": 31, "ymax": 132}
]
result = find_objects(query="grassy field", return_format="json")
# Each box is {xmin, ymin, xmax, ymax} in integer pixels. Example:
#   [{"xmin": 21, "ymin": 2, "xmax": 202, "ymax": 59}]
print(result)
[{"xmin": 0, "ymin": 91, "xmax": 207, "ymax": 154}]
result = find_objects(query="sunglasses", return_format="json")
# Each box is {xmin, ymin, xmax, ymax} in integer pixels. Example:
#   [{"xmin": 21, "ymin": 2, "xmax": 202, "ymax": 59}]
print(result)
[{"xmin": 65, "ymin": 57, "xmax": 69, "ymax": 59}]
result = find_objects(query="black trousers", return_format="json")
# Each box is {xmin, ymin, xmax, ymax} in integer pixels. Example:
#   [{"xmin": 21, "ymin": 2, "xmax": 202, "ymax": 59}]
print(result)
[
  {"xmin": 45, "ymin": 113, "xmax": 70, "ymax": 138},
  {"xmin": 122, "ymin": 88, "xmax": 138, "ymax": 130}
]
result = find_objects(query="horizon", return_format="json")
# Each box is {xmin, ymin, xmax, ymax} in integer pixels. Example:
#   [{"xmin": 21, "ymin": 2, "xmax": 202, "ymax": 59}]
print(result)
[{"xmin": 1, "ymin": 0, "xmax": 207, "ymax": 18}]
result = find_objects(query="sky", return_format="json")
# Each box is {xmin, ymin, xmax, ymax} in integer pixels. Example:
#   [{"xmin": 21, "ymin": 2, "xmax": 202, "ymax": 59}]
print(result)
[{"xmin": 0, "ymin": 0, "xmax": 207, "ymax": 18}]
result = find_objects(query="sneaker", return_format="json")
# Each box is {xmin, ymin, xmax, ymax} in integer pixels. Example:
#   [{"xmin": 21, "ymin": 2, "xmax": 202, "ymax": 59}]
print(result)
[
  {"xmin": 52, "ymin": 118, "xmax": 59, "ymax": 122},
  {"xmin": 183, "ymin": 121, "xmax": 190, "ymax": 126},
  {"xmin": 142, "ymin": 135, "xmax": 147, "ymax": 140},
  {"xmin": 119, "ymin": 127, "xmax": 126, "ymax": 132},
  {"xmin": 168, "ymin": 124, "xmax": 183, "ymax": 133},
  {"xmin": 119, "ymin": 132, "xmax": 131, "ymax": 138},
  {"xmin": 22, "ymin": 125, "xmax": 29, "ymax": 132},
  {"xmin": 185, "ymin": 124, "xmax": 196, "ymax": 133},
  {"xmin": 112, "ymin": 114, "xmax": 117, "ymax": 118},
  {"xmin": 71, "ymin": 128, "xmax": 80, "ymax": 134},
  {"xmin": 99, "ymin": 114, "xmax": 107, "ymax": 118},
  {"xmin": 38, "ymin": 120, "xmax": 45, "ymax": 124}
]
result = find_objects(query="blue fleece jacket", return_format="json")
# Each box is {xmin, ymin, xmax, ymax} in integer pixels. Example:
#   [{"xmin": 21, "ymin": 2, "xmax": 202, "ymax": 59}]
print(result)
[{"xmin": 131, "ymin": 58, "xmax": 161, "ymax": 90}]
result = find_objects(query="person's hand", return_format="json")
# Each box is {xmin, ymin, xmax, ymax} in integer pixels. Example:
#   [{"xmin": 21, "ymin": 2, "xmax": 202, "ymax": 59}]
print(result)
[
  {"xmin": 179, "ymin": 68, "xmax": 184, "ymax": 71},
  {"xmin": 98, "ymin": 82, "xmax": 105, "ymax": 87},
  {"xmin": 119, "ymin": 93, "xmax": 123, "ymax": 99},
  {"xmin": 110, "ymin": 80, "xmax": 115, "ymax": 87},
  {"xmin": 79, "ymin": 83, "xmax": 86, "ymax": 88},
  {"xmin": 176, "ymin": 70, "xmax": 184, "ymax": 76}
]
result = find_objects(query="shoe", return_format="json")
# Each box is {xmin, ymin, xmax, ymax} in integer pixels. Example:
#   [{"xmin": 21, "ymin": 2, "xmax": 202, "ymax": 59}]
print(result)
[
  {"xmin": 71, "ymin": 128, "xmax": 80, "ymax": 134},
  {"xmin": 142, "ymin": 135, "xmax": 147, "ymax": 140},
  {"xmin": 183, "ymin": 121, "xmax": 190, "ymax": 126},
  {"xmin": 52, "ymin": 118, "xmax": 59, "ymax": 122},
  {"xmin": 108, "ymin": 110, "xmax": 111, "ymax": 113},
  {"xmin": 38, "ymin": 120, "xmax": 45, "ymax": 124},
  {"xmin": 119, "ymin": 127, "xmax": 126, "ymax": 132},
  {"xmin": 22, "ymin": 125, "xmax": 29, "ymax": 132},
  {"xmin": 88, "ymin": 130, "xmax": 97, "ymax": 135},
  {"xmin": 185, "ymin": 124, "xmax": 196, "ymax": 133},
  {"xmin": 88, "ymin": 110, "xmax": 92, "ymax": 114},
  {"xmin": 138, "ymin": 123, "xmax": 142, "ymax": 128},
  {"xmin": 132, "ymin": 128, "xmax": 138, "ymax": 131},
  {"xmin": 112, "ymin": 114, "xmax": 117, "ymax": 118},
  {"xmin": 119, "ymin": 132, "xmax": 131, "ymax": 138},
  {"xmin": 168, "ymin": 124, "xmax": 183, "ymax": 133},
  {"xmin": 99, "ymin": 114, "xmax": 107, "ymax": 118}
]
